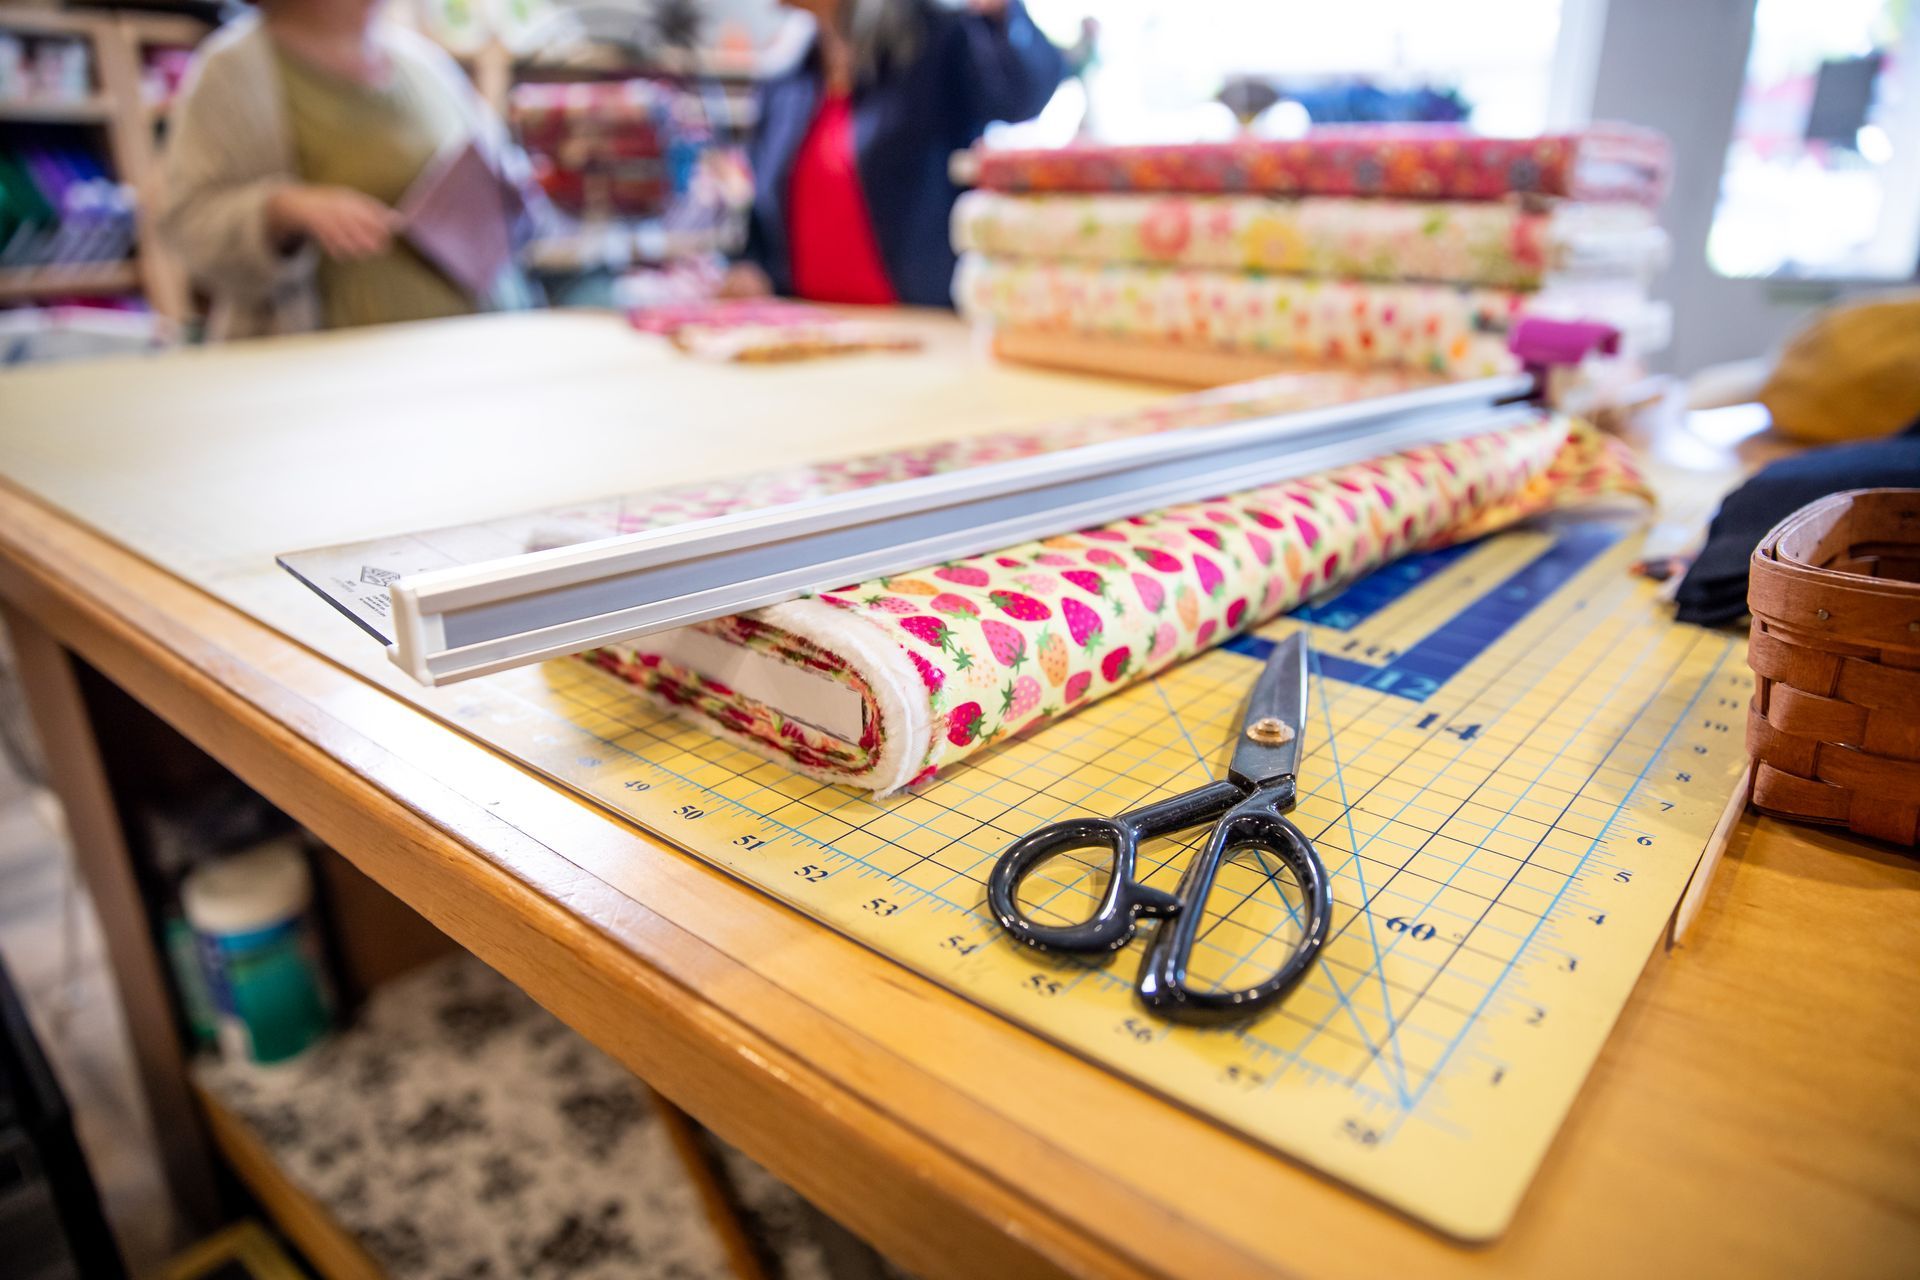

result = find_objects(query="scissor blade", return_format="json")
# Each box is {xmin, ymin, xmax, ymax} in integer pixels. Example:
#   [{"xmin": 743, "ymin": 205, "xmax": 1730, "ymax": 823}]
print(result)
[{"xmin": 1227, "ymin": 631, "xmax": 1309, "ymax": 788}]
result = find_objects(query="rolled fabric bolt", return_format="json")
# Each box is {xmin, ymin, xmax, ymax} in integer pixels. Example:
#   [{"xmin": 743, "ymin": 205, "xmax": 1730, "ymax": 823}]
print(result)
[{"xmin": 586, "ymin": 413, "xmax": 1648, "ymax": 793}]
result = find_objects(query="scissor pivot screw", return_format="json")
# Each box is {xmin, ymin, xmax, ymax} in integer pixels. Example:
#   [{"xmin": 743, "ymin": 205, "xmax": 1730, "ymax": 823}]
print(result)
[{"xmin": 1246, "ymin": 717, "xmax": 1295, "ymax": 746}]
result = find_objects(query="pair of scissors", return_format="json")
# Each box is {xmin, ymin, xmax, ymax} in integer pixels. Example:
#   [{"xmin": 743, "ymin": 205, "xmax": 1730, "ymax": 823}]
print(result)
[{"xmin": 986, "ymin": 632, "xmax": 1331, "ymax": 1025}]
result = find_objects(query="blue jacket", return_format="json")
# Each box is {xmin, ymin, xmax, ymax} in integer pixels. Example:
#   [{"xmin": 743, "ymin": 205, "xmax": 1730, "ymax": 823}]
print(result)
[{"xmin": 744, "ymin": 3, "xmax": 1064, "ymax": 308}]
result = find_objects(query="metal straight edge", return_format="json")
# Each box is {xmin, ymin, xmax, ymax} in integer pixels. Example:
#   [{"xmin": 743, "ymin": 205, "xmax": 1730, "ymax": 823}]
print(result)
[{"xmin": 388, "ymin": 376, "xmax": 1533, "ymax": 685}]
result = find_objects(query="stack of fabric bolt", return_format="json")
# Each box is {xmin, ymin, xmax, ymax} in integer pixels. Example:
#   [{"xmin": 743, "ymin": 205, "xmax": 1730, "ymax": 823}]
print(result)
[{"xmin": 951, "ymin": 126, "xmax": 1673, "ymax": 398}]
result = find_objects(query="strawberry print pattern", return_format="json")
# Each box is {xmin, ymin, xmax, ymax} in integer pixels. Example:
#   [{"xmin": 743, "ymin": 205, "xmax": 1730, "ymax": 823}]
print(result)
[
  {"xmin": 597, "ymin": 414, "xmax": 1648, "ymax": 789},
  {"xmin": 952, "ymin": 192, "xmax": 1667, "ymax": 291},
  {"xmin": 861, "ymin": 413, "xmax": 1646, "ymax": 780},
  {"xmin": 968, "ymin": 126, "xmax": 1673, "ymax": 205}
]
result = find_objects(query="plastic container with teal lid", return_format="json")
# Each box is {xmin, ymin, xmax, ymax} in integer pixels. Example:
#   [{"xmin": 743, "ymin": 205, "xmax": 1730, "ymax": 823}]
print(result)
[{"xmin": 183, "ymin": 839, "xmax": 334, "ymax": 1065}]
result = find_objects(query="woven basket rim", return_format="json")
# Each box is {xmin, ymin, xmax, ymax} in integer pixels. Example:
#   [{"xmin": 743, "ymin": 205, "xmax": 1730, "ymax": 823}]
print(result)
[{"xmin": 1751, "ymin": 487, "xmax": 1920, "ymax": 594}]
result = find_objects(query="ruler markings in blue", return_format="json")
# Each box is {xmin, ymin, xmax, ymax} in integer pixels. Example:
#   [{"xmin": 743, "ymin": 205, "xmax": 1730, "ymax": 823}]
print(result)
[
  {"xmin": 1291, "ymin": 541, "xmax": 1478, "ymax": 631},
  {"xmin": 1227, "ymin": 524, "xmax": 1623, "ymax": 702},
  {"xmin": 1396, "ymin": 636, "xmax": 1737, "ymax": 1129}
]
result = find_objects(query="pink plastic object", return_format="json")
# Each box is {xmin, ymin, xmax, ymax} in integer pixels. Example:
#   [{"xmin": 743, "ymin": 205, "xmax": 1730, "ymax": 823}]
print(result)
[{"xmin": 1507, "ymin": 316, "xmax": 1621, "ymax": 367}]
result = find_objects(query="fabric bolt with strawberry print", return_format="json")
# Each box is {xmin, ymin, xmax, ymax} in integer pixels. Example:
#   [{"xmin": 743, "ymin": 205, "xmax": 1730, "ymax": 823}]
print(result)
[{"xmin": 593, "ymin": 413, "xmax": 1649, "ymax": 792}]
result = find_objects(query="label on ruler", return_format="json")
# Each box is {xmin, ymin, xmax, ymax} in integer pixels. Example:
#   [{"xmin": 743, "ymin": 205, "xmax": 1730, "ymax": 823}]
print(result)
[{"xmin": 439, "ymin": 519, "xmax": 1750, "ymax": 1238}]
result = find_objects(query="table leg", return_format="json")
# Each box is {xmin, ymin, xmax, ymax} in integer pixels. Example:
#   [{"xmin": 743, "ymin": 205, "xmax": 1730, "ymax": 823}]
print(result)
[
  {"xmin": 3, "ymin": 603, "xmax": 221, "ymax": 1230},
  {"xmin": 652, "ymin": 1090, "xmax": 774, "ymax": 1280}
]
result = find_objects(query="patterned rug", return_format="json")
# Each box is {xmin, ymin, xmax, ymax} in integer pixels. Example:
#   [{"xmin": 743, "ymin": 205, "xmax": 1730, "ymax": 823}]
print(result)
[{"xmin": 197, "ymin": 954, "xmax": 835, "ymax": 1280}]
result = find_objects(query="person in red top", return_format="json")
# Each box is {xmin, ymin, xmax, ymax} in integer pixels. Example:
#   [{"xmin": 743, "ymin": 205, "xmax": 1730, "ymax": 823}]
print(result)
[
  {"xmin": 727, "ymin": 0, "xmax": 1064, "ymax": 308},
  {"xmin": 785, "ymin": 81, "xmax": 898, "ymax": 304}
]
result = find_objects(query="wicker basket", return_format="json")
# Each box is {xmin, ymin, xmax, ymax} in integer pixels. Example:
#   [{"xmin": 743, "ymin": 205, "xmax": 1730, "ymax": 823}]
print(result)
[{"xmin": 1746, "ymin": 489, "xmax": 1920, "ymax": 845}]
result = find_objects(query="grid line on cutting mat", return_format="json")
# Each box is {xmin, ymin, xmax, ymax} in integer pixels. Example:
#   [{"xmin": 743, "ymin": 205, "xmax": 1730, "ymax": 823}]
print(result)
[{"xmin": 452, "ymin": 523, "xmax": 1752, "ymax": 1238}]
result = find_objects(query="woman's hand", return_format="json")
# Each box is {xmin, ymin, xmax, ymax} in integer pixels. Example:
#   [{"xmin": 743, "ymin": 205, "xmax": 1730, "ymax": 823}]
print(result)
[
  {"xmin": 716, "ymin": 261, "xmax": 774, "ymax": 298},
  {"xmin": 266, "ymin": 185, "xmax": 399, "ymax": 261}
]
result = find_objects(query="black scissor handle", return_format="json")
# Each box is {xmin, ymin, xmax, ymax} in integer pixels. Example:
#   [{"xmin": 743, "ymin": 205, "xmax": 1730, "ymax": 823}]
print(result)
[
  {"xmin": 1136, "ymin": 781, "xmax": 1332, "ymax": 1025},
  {"xmin": 987, "ymin": 779, "xmax": 1246, "ymax": 954}
]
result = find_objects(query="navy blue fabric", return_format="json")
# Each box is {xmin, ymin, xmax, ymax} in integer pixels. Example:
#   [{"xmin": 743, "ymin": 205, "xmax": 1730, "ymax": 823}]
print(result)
[
  {"xmin": 743, "ymin": 2, "xmax": 1064, "ymax": 308},
  {"xmin": 1673, "ymin": 416, "xmax": 1920, "ymax": 626}
]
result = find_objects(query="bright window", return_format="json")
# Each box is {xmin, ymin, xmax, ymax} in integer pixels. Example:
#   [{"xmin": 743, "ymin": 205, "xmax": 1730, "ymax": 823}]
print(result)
[
  {"xmin": 1006, "ymin": 0, "xmax": 1571, "ymax": 147},
  {"xmin": 1707, "ymin": 0, "xmax": 1918, "ymax": 280}
]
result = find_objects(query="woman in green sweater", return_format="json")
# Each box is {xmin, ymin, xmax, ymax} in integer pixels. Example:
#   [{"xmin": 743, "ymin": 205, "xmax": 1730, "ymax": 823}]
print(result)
[{"xmin": 160, "ymin": 0, "xmax": 544, "ymax": 339}]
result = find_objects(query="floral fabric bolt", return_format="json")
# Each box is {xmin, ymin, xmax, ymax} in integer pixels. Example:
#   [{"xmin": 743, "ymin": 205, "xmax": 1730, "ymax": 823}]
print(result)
[
  {"xmin": 955, "ymin": 254, "xmax": 1526, "ymax": 377},
  {"xmin": 591, "ymin": 414, "xmax": 1648, "ymax": 792},
  {"xmin": 968, "ymin": 126, "xmax": 1672, "ymax": 205},
  {"xmin": 951, "ymin": 192, "xmax": 1667, "ymax": 291},
  {"xmin": 954, "ymin": 255, "xmax": 1672, "ymax": 379}
]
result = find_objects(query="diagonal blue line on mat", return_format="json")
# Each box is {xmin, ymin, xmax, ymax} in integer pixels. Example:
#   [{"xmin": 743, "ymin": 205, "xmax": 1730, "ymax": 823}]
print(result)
[
  {"xmin": 1153, "ymin": 665, "xmax": 1391, "ymax": 1077},
  {"xmin": 1150, "ymin": 673, "xmax": 1313, "ymax": 977},
  {"xmin": 1310, "ymin": 643, "xmax": 1414, "ymax": 1108},
  {"xmin": 1355, "ymin": 614, "xmax": 1680, "ymax": 1102},
  {"xmin": 1150, "ymin": 675, "xmax": 1213, "ymax": 770}
]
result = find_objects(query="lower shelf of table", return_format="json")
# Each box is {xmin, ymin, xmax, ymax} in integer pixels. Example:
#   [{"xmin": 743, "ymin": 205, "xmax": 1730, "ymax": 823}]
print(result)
[
  {"xmin": 195, "ymin": 1088, "xmax": 387, "ymax": 1280},
  {"xmin": 187, "ymin": 952, "xmax": 832, "ymax": 1280}
]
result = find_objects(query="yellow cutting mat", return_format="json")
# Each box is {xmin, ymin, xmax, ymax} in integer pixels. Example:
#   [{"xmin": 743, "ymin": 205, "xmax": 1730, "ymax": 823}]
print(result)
[{"xmin": 436, "ymin": 518, "xmax": 1750, "ymax": 1240}]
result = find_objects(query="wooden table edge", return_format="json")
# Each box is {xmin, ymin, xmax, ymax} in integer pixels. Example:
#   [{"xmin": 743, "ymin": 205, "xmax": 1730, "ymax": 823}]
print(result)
[{"xmin": 0, "ymin": 480, "xmax": 1274, "ymax": 1278}]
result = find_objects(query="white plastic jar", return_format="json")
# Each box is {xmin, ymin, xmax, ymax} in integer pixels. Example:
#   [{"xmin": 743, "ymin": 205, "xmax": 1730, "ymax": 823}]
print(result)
[{"xmin": 183, "ymin": 839, "xmax": 333, "ymax": 1065}]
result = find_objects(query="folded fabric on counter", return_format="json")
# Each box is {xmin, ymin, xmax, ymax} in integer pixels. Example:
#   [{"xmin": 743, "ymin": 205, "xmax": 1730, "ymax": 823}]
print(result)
[
  {"xmin": 951, "ymin": 191, "xmax": 1668, "ymax": 289},
  {"xmin": 626, "ymin": 298, "xmax": 829, "ymax": 334},
  {"xmin": 627, "ymin": 298, "xmax": 924, "ymax": 362},
  {"xmin": 586, "ymin": 414, "xmax": 1646, "ymax": 792},
  {"xmin": 954, "ymin": 255, "xmax": 1669, "ymax": 378},
  {"xmin": 671, "ymin": 320, "xmax": 924, "ymax": 363},
  {"xmin": 968, "ymin": 125, "xmax": 1673, "ymax": 205}
]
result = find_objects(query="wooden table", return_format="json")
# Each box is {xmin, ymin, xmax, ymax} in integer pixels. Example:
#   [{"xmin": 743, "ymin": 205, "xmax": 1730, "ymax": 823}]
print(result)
[{"xmin": 0, "ymin": 312, "xmax": 1913, "ymax": 1279}]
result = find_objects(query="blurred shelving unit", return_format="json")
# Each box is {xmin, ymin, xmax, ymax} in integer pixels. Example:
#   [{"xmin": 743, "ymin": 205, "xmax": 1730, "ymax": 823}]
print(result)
[
  {"xmin": 449, "ymin": 26, "xmax": 761, "ymax": 279},
  {"xmin": 0, "ymin": 93, "xmax": 113, "ymax": 122},
  {"xmin": 0, "ymin": 4, "xmax": 210, "ymax": 321},
  {"xmin": 460, "ymin": 32, "xmax": 763, "ymax": 126},
  {"xmin": 0, "ymin": 255, "xmax": 139, "ymax": 301}
]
